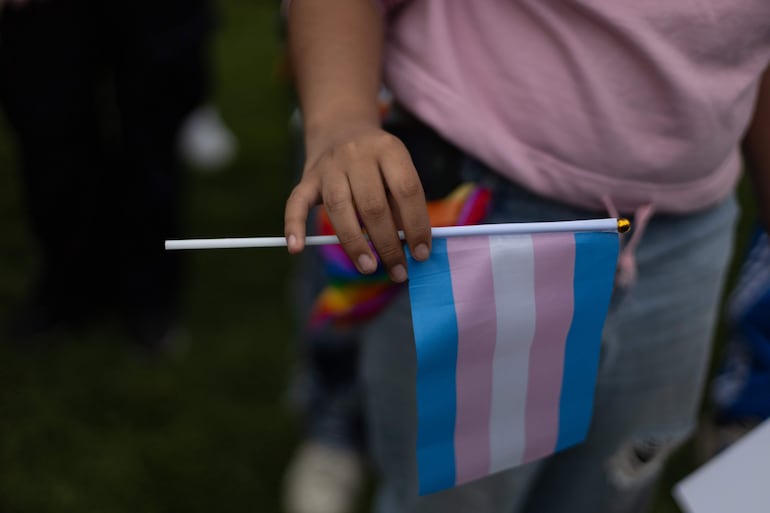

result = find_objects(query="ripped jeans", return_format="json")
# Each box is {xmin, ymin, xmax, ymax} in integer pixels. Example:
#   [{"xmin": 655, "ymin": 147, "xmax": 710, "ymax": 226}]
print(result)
[{"xmin": 358, "ymin": 158, "xmax": 739, "ymax": 513}]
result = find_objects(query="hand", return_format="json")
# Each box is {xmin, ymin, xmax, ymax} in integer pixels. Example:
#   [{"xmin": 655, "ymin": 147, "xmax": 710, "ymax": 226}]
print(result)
[{"xmin": 285, "ymin": 121, "xmax": 432, "ymax": 283}]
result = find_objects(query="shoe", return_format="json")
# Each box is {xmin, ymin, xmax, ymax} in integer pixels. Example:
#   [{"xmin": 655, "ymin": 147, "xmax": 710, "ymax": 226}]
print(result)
[
  {"xmin": 283, "ymin": 441, "xmax": 364, "ymax": 513},
  {"xmin": 178, "ymin": 104, "xmax": 238, "ymax": 172}
]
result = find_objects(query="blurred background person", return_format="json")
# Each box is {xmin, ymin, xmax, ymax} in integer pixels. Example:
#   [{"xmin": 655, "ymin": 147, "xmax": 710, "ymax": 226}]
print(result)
[
  {"xmin": 0, "ymin": 0, "xmax": 212, "ymax": 349},
  {"xmin": 702, "ymin": 224, "xmax": 770, "ymax": 454},
  {"xmin": 282, "ymin": 90, "xmax": 394, "ymax": 513},
  {"xmin": 282, "ymin": 87, "xmax": 478, "ymax": 513},
  {"xmin": 0, "ymin": 2, "xmax": 302, "ymax": 512}
]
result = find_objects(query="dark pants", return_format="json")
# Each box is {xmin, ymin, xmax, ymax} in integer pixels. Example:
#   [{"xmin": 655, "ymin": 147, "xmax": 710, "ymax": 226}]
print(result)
[{"xmin": 0, "ymin": 0, "xmax": 211, "ymax": 330}]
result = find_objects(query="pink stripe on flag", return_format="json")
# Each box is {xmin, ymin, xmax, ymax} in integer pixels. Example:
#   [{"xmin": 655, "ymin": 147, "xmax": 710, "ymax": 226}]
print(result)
[
  {"xmin": 447, "ymin": 236, "xmax": 498, "ymax": 485},
  {"xmin": 523, "ymin": 232, "xmax": 575, "ymax": 463}
]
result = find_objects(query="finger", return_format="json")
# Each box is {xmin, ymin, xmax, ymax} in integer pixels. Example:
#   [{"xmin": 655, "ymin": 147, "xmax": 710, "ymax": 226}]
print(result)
[
  {"xmin": 284, "ymin": 180, "xmax": 320, "ymax": 254},
  {"xmin": 379, "ymin": 142, "xmax": 431, "ymax": 261},
  {"xmin": 348, "ymin": 164, "xmax": 407, "ymax": 283},
  {"xmin": 322, "ymin": 172, "xmax": 378, "ymax": 275}
]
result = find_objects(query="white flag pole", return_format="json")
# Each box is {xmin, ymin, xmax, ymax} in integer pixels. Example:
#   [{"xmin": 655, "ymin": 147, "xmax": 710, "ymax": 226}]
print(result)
[{"xmin": 165, "ymin": 218, "xmax": 629, "ymax": 251}]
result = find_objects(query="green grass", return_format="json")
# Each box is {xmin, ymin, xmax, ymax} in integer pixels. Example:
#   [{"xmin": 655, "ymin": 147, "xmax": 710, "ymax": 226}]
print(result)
[{"xmin": 0, "ymin": 1, "xmax": 758, "ymax": 511}]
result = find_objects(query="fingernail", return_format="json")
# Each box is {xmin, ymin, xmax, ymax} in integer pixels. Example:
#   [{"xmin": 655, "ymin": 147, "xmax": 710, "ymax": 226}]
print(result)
[
  {"xmin": 414, "ymin": 243, "xmax": 429, "ymax": 261},
  {"xmin": 287, "ymin": 234, "xmax": 297, "ymax": 250},
  {"xmin": 357, "ymin": 254, "xmax": 376, "ymax": 273},
  {"xmin": 390, "ymin": 264, "xmax": 407, "ymax": 283}
]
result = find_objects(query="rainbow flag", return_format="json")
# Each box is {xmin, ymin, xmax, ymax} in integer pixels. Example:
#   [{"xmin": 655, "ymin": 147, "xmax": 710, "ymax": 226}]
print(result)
[
  {"xmin": 406, "ymin": 230, "xmax": 619, "ymax": 494},
  {"xmin": 309, "ymin": 184, "xmax": 490, "ymax": 329}
]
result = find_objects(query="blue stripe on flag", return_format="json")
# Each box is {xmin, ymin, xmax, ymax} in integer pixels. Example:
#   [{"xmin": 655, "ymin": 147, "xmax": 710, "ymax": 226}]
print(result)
[
  {"xmin": 556, "ymin": 232, "xmax": 619, "ymax": 451},
  {"xmin": 407, "ymin": 238, "xmax": 459, "ymax": 494}
]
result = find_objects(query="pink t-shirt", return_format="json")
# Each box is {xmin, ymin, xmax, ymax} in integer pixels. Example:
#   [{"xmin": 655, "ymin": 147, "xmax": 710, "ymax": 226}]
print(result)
[{"xmin": 382, "ymin": 1, "xmax": 770, "ymax": 214}]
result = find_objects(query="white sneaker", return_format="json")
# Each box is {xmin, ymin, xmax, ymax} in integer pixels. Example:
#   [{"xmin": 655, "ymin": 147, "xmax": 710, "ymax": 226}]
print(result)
[
  {"xmin": 178, "ymin": 104, "xmax": 238, "ymax": 172},
  {"xmin": 283, "ymin": 442, "xmax": 364, "ymax": 513}
]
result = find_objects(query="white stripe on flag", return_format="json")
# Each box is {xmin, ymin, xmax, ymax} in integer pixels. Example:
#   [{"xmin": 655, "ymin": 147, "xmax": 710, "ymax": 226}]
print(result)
[{"xmin": 488, "ymin": 235, "xmax": 537, "ymax": 473}]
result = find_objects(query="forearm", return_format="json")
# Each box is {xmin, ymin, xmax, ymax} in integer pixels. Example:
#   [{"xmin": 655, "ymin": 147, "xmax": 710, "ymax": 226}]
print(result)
[
  {"xmin": 288, "ymin": 0, "xmax": 384, "ymax": 161},
  {"xmin": 284, "ymin": 0, "xmax": 429, "ymax": 277},
  {"xmin": 744, "ymin": 67, "xmax": 770, "ymax": 232}
]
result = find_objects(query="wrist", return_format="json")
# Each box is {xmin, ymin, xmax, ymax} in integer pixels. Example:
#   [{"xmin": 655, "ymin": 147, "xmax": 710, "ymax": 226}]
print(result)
[{"xmin": 303, "ymin": 109, "xmax": 381, "ymax": 162}]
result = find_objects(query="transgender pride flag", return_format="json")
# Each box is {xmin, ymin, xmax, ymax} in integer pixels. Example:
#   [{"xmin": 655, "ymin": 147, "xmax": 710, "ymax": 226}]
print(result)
[{"xmin": 406, "ymin": 230, "xmax": 619, "ymax": 495}]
